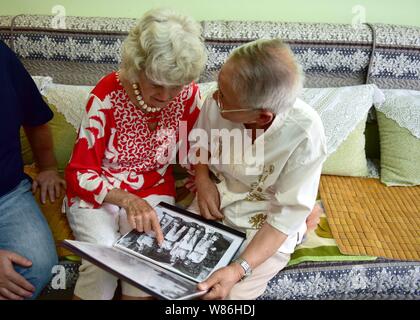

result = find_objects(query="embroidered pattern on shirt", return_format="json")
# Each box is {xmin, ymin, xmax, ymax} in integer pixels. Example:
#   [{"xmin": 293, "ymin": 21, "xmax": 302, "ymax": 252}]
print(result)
[
  {"xmin": 248, "ymin": 213, "xmax": 268, "ymax": 229},
  {"xmin": 245, "ymin": 164, "xmax": 275, "ymax": 201},
  {"xmin": 112, "ymin": 87, "xmax": 191, "ymax": 172}
]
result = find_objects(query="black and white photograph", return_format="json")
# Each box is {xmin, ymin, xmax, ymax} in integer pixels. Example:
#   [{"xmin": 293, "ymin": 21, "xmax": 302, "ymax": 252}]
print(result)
[
  {"xmin": 62, "ymin": 240, "xmax": 205, "ymax": 300},
  {"xmin": 114, "ymin": 203, "xmax": 245, "ymax": 282}
]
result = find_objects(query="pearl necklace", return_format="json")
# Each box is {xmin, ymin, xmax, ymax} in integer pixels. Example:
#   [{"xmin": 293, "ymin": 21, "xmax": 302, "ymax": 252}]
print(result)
[
  {"xmin": 131, "ymin": 83, "xmax": 162, "ymax": 113},
  {"xmin": 116, "ymin": 71, "xmax": 162, "ymax": 113}
]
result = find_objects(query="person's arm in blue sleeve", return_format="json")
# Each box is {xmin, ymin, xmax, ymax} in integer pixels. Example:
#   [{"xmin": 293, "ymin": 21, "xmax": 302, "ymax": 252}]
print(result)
[{"xmin": 5, "ymin": 42, "xmax": 66, "ymax": 203}]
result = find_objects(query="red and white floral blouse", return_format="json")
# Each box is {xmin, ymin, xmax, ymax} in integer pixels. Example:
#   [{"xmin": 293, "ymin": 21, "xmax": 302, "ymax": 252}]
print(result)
[{"xmin": 65, "ymin": 72, "xmax": 201, "ymax": 209}]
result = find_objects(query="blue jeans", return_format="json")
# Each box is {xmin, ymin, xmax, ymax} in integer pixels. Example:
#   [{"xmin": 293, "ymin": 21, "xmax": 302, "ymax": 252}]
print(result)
[{"xmin": 0, "ymin": 179, "xmax": 58, "ymax": 299}]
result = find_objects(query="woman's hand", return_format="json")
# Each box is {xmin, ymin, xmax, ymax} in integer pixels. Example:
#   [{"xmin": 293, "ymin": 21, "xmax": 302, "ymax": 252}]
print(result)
[
  {"xmin": 197, "ymin": 264, "xmax": 244, "ymax": 300},
  {"xmin": 196, "ymin": 175, "xmax": 223, "ymax": 221},
  {"xmin": 122, "ymin": 195, "xmax": 164, "ymax": 245},
  {"xmin": 32, "ymin": 169, "xmax": 66, "ymax": 204}
]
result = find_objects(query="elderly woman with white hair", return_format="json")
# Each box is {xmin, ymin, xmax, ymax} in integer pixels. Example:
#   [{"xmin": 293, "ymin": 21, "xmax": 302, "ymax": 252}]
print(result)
[
  {"xmin": 64, "ymin": 8, "xmax": 206, "ymax": 300},
  {"xmin": 190, "ymin": 38, "xmax": 327, "ymax": 300}
]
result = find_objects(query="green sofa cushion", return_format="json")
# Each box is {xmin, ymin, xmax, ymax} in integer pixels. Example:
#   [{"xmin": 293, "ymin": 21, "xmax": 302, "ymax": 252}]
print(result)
[
  {"xmin": 322, "ymin": 117, "xmax": 368, "ymax": 177},
  {"xmin": 20, "ymin": 98, "xmax": 77, "ymax": 173},
  {"xmin": 377, "ymin": 111, "xmax": 420, "ymax": 186}
]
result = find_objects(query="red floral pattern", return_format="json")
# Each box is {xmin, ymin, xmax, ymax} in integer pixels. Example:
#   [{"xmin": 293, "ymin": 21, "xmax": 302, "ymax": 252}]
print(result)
[{"xmin": 65, "ymin": 72, "xmax": 200, "ymax": 209}]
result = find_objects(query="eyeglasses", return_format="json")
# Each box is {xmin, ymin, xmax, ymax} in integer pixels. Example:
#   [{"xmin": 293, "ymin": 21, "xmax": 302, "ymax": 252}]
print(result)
[{"xmin": 215, "ymin": 90, "xmax": 259, "ymax": 114}]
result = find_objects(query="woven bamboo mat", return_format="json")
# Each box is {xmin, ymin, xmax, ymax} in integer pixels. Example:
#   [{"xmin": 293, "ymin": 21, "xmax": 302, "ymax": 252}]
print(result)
[{"xmin": 319, "ymin": 175, "xmax": 420, "ymax": 260}]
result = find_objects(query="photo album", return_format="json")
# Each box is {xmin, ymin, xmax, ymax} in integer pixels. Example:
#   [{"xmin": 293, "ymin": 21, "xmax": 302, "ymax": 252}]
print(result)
[{"xmin": 62, "ymin": 202, "xmax": 246, "ymax": 300}]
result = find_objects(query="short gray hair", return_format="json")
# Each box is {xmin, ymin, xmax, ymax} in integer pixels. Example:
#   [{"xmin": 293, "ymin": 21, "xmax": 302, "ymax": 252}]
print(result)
[
  {"xmin": 121, "ymin": 8, "xmax": 207, "ymax": 86},
  {"xmin": 227, "ymin": 39, "xmax": 303, "ymax": 115}
]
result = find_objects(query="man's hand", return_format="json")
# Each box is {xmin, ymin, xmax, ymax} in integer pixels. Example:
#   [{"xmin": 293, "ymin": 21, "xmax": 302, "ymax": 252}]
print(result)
[
  {"xmin": 196, "ymin": 175, "xmax": 223, "ymax": 221},
  {"xmin": 306, "ymin": 203, "xmax": 323, "ymax": 232},
  {"xmin": 24, "ymin": 124, "xmax": 63, "ymax": 204},
  {"xmin": 197, "ymin": 264, "xmax": 243, "ymax": 300},
  {"xmin": 122, "ymin": 195, "xmax": 164, "ymax": 245},
  {"xmin": 0, "ymin": 250, "xmax": 35, "ymax": 300},
  {"xmin": 32, "ymin": 169, "xmax": 66, "ymax": 204}
]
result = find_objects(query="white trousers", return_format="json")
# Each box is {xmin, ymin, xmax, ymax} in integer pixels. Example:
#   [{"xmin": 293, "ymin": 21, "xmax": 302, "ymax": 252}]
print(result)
[{"xmin": 66, "ymin": 194, "xmax": 174, "ymax": 300}]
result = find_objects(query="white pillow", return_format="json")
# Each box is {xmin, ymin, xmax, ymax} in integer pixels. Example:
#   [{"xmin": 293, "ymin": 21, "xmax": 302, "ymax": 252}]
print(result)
[
  {"xmin": 31, "ymin": 76, "xmax": 53, "ymax": 95},
  {"xmin": 374, "ymin": 89, "xmax": 420, "ymax": 139},
  {"xmin": 31, "ymin": 76, "xmax": 93, "ymax": 130},
  {"xmin": 300, "ymin": 84, "xmax": 385, "ymax": 155},
  {"xmin": 43, "ymin": 84, "xmax": 94, "ymax": 130}
]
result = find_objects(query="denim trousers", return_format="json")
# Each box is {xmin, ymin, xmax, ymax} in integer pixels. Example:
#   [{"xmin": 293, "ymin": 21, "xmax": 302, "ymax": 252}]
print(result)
[{"xmin": 0, "ymin": 179, "xmax": 58, "ymax": 299}]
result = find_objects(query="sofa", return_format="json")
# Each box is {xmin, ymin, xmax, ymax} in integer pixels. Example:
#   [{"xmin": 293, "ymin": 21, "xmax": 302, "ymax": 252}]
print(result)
[{"xmin": 0, "ymin": 14, "xmax": 419, "ymax": 299}]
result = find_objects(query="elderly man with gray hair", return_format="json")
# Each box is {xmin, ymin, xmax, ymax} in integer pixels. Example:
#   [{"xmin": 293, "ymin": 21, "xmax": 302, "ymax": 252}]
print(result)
[{"xmin": 189, "ymin": 38, "xmax": 327, "ymax": 300}]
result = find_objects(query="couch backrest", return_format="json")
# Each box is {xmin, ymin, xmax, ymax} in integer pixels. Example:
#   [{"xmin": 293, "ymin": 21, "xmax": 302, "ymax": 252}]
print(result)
[{"xmin": 1, "ymin": 14, "xmax": 419, "ymax": 90}]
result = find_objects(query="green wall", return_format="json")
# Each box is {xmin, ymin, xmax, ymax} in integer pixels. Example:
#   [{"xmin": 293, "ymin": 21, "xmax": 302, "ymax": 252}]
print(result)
[{"xmin": 1, "ymin": 0, "xmax": 419, "ymax": 27}]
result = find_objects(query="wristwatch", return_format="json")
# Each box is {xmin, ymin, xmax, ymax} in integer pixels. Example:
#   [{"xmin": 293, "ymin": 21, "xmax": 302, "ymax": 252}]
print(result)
[{"xmin": 233, "ymin": 257, "xmax": 252, "ymax": 280}]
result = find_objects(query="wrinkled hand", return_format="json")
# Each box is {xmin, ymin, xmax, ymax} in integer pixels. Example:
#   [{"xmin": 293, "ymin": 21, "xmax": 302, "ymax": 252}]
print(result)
[
  {"xmin": 0, "ymin": 250, "xmax": 35, "ymax": 300},
  {"xmin": 122, "ymin": 195, "xmax": 164, "ymax": 245},
  {"xmin": 197, "ymin": 264, "xmax": 243, "ymax": 300},
  {"xmin": 196, "ymin": 176, "xmax": 223, "ymax": 221},
  {"xmin": 306, "ymin": 203, "xmax": 323, "ymax": 232},
  {"xmin": 32, "ymin": 169, "xmax": 66, "ymax": 204}
]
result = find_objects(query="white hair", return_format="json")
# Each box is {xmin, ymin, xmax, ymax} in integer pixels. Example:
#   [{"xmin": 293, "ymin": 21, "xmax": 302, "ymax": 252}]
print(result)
[
  {"xmin": 227, "ymin": 38, "xmax": 304, "ymax": 115},
  {"xmin": 121, "ymin": 8, "xmax": 207, "ymax": 86}
]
